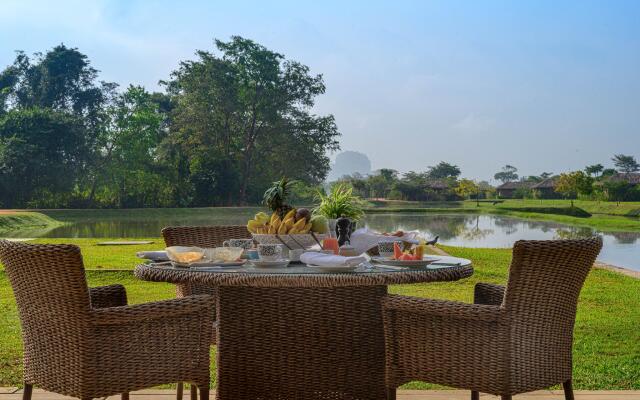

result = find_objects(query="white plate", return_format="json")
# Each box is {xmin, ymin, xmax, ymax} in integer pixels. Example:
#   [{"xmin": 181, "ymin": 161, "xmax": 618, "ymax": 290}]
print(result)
[
  {"xmin": 251, "ymin": 259, "xmax": 291, "ymax": 268},
  {"xmin": 306, "ymin": 263, "xmax": 359, "ymax": 273},
  {"xmin": 370, "ymin": 256, "xmax": 440, "ymax": 268}
]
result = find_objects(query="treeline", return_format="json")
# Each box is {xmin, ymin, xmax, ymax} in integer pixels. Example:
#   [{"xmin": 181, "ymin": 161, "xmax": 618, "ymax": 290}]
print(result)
[
  {"xmin": 0, "ymin": 37, "xmax": 340, "ymax": 208},
  {"xmin": 335, "ymin": 162, "xmax": 494, "ymax": 201}
]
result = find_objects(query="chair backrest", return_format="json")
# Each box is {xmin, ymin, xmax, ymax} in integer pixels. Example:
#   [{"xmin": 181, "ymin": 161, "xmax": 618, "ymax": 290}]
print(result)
[
  {"xmin": 161, "ymin": 225, "xmax": 251, "ymax": 248},
  {"xmin": 502, "ymin": 238, "xmax": 602, "ymax": 387},
  {"xmin": 0, "ymin": 240, "xmax": 91, "ymax": 383}
]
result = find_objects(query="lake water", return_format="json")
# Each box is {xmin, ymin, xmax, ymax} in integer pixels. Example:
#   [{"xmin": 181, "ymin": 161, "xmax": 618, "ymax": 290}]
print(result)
[{"xmin": 9, "ymin": 211, "xmax": 640, "ymax": 272}]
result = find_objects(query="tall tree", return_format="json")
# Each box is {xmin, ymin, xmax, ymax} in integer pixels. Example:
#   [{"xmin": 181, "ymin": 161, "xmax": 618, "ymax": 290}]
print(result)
[
  {"xmin": 494, "ymin": 165, "xmax": 518, "ymax": 183},
  {"xmin": 165, "ymin": 36, "xmax": 340, "ymax": 205},
  {"xmin": 584, "ymin": 164, "xmax": 604, "ymax": 177},
  {"xmin": 427, "ymin": 162, "xmax": 461, "ymax": 180},
  {"xmin": 612, "ymin": 154, "xmax": 639, "ymax": 174},
  {"xmin": 0, "ymin": 108, "xmax": 85, "ymax": 207}
]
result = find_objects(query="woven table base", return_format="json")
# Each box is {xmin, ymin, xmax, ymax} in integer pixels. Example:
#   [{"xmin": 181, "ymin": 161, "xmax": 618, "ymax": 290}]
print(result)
[{"xmin": 216, "ymin": 285, "xmax": 388, "ymax": 400}]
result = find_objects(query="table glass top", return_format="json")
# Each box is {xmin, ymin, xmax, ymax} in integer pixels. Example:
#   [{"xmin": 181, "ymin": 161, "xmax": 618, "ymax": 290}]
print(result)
[{"xmin": 145, "ymin": 255, "xmax": 471, "ymax": 275}]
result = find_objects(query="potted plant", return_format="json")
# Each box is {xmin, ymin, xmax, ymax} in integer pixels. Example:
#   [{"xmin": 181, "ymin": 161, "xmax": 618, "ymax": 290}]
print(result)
[{"xmin": 314, "ymin": 183, "xmax": 365, "ymax": 235}]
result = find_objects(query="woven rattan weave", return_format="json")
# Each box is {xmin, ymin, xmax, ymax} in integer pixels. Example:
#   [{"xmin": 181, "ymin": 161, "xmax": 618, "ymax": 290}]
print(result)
[
  {"xmin": 382, "ymin": 238, "xmax": 602, "ymax": 400},
  {"xmin": 0, "ymin": 240, "xmax": 214, "ymax": 400}
]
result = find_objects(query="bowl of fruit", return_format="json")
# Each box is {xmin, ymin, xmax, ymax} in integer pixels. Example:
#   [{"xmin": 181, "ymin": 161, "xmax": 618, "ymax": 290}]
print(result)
[
  {"xmin": 370, "ymin": 242, "xmax": 440, "ymax": 268},
  {"xmin": 247, "ymin": 208, "xmax": 329, "ymax": 250}
]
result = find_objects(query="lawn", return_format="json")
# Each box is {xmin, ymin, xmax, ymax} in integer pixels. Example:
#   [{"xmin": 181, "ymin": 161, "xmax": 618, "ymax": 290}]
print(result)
[{"xmin": 0, "ymin": 245, "xmax": 637, "ymax": 389}]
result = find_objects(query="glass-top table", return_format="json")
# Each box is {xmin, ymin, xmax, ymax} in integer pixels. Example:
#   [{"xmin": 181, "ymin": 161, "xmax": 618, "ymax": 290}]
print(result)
[{"xmin": 134, "ymin": 255, "xmax": 473, "ymax": 400}]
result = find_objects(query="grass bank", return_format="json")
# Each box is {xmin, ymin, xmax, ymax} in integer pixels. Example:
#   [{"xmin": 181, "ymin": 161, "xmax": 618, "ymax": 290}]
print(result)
[
  {"xmin": 0, "ymin": 212, "xmax": 64, "ymax": 236},
  {"xmin": 0, "ymin": 245, "xmax": 637, "ymax": 389}
]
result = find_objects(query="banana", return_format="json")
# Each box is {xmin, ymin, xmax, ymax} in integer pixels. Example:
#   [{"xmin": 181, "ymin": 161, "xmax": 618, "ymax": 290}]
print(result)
[
  {"xmin": 302, "ymin": 221, "xmax": 312, "ymax": 233},
  {"xmin": 283, "ymin": 218, "xmax": 295, "ymax": 231},
  {"xmin": 283, "ymin": 208, "xmax": 296, "ymax": 221},
  {"xmin": 268, "ymin": 223, "xmax": 277, "ymax": 234},
  {"xmin": 247, "ymin": 219, "xmax": 261, "ymax": 233},
  {"xmin": 270, "ymin": 213, "xmax": 280, "ymax": 225},
  {"xmin": 291, "ymin": 218, "xmax": 306, "ymax": 232},
  {"xmin": 277, "ymin": 221, "xmax": 288, "ymax": 235}
]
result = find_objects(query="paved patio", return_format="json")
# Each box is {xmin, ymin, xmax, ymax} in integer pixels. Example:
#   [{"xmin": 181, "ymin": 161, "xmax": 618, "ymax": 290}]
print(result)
[{"xmin": 1, "ymin": 388, "xmax": 639, "ymax": 399}]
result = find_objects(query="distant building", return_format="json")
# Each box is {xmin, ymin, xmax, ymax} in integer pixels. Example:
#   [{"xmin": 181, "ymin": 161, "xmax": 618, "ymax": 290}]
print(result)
[
  {"xmin": 605, "ymin": 172, "xmax": 640, "ymax": 186},
  {"xmin": 496, "ymin": 181, "xmax": 532, "ymax": 198},
  {"xmin": 531, "ymin": 177, "xmax": 561, "ymax": 199}
]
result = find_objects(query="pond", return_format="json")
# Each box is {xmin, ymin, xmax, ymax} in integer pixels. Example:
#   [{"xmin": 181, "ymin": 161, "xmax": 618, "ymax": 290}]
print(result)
[{"xmin": 9, "ymin": 211, "xmax": 640, "ymax": 272}]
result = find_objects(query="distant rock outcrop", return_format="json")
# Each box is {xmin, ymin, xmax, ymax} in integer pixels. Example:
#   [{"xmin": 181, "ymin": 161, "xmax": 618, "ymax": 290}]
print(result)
[{"xmin": 327, "ymin": 151, "xmax": 372, "ymax": 181}]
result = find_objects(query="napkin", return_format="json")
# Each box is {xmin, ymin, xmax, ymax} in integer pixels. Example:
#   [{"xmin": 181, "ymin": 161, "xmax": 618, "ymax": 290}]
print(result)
[
  {"xmin": 300, "ymin": 252, "xmax": 366, "ymax": 267},
  {"xmin": 349, "ymin": 228, "xmax": 420, "ymax": 254},
  {"xmin": 136, "ymin": 251, "xmax": 169, "ymax": 261}
]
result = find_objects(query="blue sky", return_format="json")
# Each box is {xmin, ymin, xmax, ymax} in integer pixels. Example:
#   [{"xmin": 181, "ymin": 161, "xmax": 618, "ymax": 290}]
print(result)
[{"xmin": 1, "ymin": 0, "xmax": 639, "ymax": 182}]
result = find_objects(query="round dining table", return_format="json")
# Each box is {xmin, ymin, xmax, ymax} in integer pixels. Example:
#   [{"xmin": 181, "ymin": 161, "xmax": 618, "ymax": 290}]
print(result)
[{"xmin": 135, "ymin": 256, "xmax": 473, "ymax": 400}]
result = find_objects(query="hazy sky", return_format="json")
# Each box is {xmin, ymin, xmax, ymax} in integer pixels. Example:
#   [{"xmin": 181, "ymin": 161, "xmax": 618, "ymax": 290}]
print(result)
[{"xmin": 1, "ymin": 0, "xmax": 639, "ymax": 182}]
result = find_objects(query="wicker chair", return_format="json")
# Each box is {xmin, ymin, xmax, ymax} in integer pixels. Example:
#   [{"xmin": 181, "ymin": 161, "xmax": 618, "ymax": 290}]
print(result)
[
  {"xmin": 0, "ymin": 240, "xmax": 214, "ymax": 400},
  {"xmin": 382, "ymin": 238, "xmax": 603, "ymax": 400},
  {"xmin": 161, "ymin": 225, "xmax": 251, "ymax": 399},
  {"xmin": 162, "ymin": 225, "xmax": 251, "ymax": 303}
]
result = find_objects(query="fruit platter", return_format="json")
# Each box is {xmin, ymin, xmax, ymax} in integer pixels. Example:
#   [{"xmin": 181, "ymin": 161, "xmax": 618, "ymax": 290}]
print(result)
[
  {"xmin": 370, "ymin": 242, "xmax": 440, "ymax": 268},
  {"xmin": 247, "ymin": 208, "xmax": 329, "ymax": 250}
]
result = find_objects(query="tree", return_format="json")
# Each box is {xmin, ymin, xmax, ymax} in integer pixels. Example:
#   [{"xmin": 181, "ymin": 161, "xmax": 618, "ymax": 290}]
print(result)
[
  {"xmin": 164, "ymin": 36, "xmax": 340, "ymax": 205},
  {"xmin": 454, "ymin": 179, "xmax": 479, "ymax": 199},
  {"xmin": 494, "ymin": 165, "xmax": 518, "ymax": 183},
  {"xmin": 0, "ymin": 108, "xmax": 86, "ymax": 207},
  {"xmin": 584, "ymin": 164, "xmax": 604, "ymax": 177},
  {"xmin": 92, "ymin": 85, "xmax": 172, "ymax": 207},
  {"xmin": 612, "ymin": 154, "xmax": 640, "ymax": 174},
  {"xmin": 555, "ymin": 171, "xmax": 593, "ymax": 199},
  {"xmin": 426, "ymin": 162, "xmax": 461, "ymax": 180}
]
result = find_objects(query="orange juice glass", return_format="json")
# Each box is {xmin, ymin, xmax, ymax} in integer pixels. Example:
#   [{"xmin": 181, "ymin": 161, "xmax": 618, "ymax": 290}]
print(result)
[{"xmin": 322, "ymin": 238, "xmax": 340, "ymax": 255}]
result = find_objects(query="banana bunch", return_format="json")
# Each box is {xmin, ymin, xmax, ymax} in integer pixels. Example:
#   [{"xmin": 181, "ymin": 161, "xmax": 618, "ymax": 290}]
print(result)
[{"xmin": 246, "ymin": 208, "xmax": 313, "ymax": 235}]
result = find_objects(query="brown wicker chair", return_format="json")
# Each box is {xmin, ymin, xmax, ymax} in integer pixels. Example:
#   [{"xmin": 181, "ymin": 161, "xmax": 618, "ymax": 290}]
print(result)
[
  {"xmin": 0, "ymin": 240, "xmax": 214, "ymax": 400},
  {"xmin": 382, "ymin": 238, "xmax": 603, "ymax": 400},
  {"xmin": 161, "ymin": 225, "xmax": 251, "ymax": 399},
  {"xmin": 162, "ymin": 225, "xmax": 251, "ymax": 303}
]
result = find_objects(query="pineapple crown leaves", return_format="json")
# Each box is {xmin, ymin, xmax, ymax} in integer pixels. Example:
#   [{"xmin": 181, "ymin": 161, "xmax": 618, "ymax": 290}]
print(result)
[{"xmin": 263, "ymin": 177, "xmax": 299, "ymax": 213}]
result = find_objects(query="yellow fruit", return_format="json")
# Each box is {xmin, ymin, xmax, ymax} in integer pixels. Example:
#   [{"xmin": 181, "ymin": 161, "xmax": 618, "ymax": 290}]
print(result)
[
  {"xmin": 272, "ymin": 217, "xmax": 281, "ymax": 230},
  {"xmin": 270, "ymin": 213, "xmax": 279, "ymax": 225},
  {"xmin": 302, "ymin": 221, "xmax": 312, "ymax": 233},
  {"xmin": 283, "ymin": 208, "xmax": 296, "ymax": 221},
  {"xmin": 268, "ymin": 224, "xmax": 277, "ymax": 234},
  {"xmin": 247, "ymin": 219, "xmax": 261, "ymax": 233},
  {"xmin": 277, "ymin": 222, "xmax": 288, "ymax": 235},
  {"xmin": 284, "ymin": 217, "xmax": 294, "ymax": 228},
  {"xmin": 292, "ymin": 218, "xmax": 306, "ymax": 232}
]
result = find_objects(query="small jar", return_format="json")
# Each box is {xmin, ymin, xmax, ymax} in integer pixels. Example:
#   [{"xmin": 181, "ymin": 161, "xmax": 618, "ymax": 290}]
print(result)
[{"xmin": 339, "ymin": 245, "xmax": 358, "ymax": 257}]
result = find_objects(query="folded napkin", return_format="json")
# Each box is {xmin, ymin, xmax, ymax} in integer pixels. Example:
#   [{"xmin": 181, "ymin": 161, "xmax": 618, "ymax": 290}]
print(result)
[
  {"xmin": 349, "ymin": 228, "xmax": 420, "ymax": 254},
  {"xmin": 136, "ymin": 251, "xmax": 169, "ymax": 261},
  {"xmin": 300, "ymin": 252, "xmax": 366, "ymax": 267}
]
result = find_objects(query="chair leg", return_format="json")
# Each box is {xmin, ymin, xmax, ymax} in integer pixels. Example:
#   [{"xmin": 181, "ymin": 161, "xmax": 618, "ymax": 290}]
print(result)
[
  {"xmin": 199, "ymin": 386, "xmax": 209, "ymax": 400},
  {"xmin": 471, "ymin": 391, "xmax": 480, "ymax": 400},
  {"xmin": 190, "ymin": 385, "xmax": 198, "ymax": 400},
  {"xmin": 121, "ymin": 393, "xmax": 129, "ymax": 400},
  {"xmin": 177, "ymin": 382, "xmax": 184, "ymax": 399},
  {"xmin": 386, "ymin": 387, "xmax": 396, "ymax": 400},
  {"xmin": 563, "ymin": 379, "xmax": 575, "ymax": 400},
  {"xmin": 22, "ymin": 384, "xmax": 33, "ymax": 400}
]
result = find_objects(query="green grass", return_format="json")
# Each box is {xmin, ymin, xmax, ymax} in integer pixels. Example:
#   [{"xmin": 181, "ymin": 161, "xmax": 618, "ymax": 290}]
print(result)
[
  {"xmin": 0, "ymin": 212, "xmax": 64, "ymax": 236},
  {"xmin": 0, "ymin": 245, "xmax": 637, "ymax": 389}
]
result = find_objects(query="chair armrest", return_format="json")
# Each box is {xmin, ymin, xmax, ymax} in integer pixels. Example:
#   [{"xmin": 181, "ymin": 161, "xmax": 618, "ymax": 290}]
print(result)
[
  {"xmin": 382, "ymin": 294, "xmax": 501, "ymax": 322},
  {"xmin": 89, "ymin": 284, "xmax": 128, "ymax": 309},
  {"xmin": 474, "ymin": 282, "xmax": 505, "ymax": 306},
  {"xmin": 92, "ymin": 295, "xmax": 214, "ymax": 326}
]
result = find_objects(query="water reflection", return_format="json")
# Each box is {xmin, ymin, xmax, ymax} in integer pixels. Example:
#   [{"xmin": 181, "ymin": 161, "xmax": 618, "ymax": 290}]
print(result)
[
  {"xmin": 362, "ymin": 214, "xmax": 640, "ymax": 271},
  {"xmin": 2, "ymin": 211, "xmax": 638, "ymax": 271}
]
